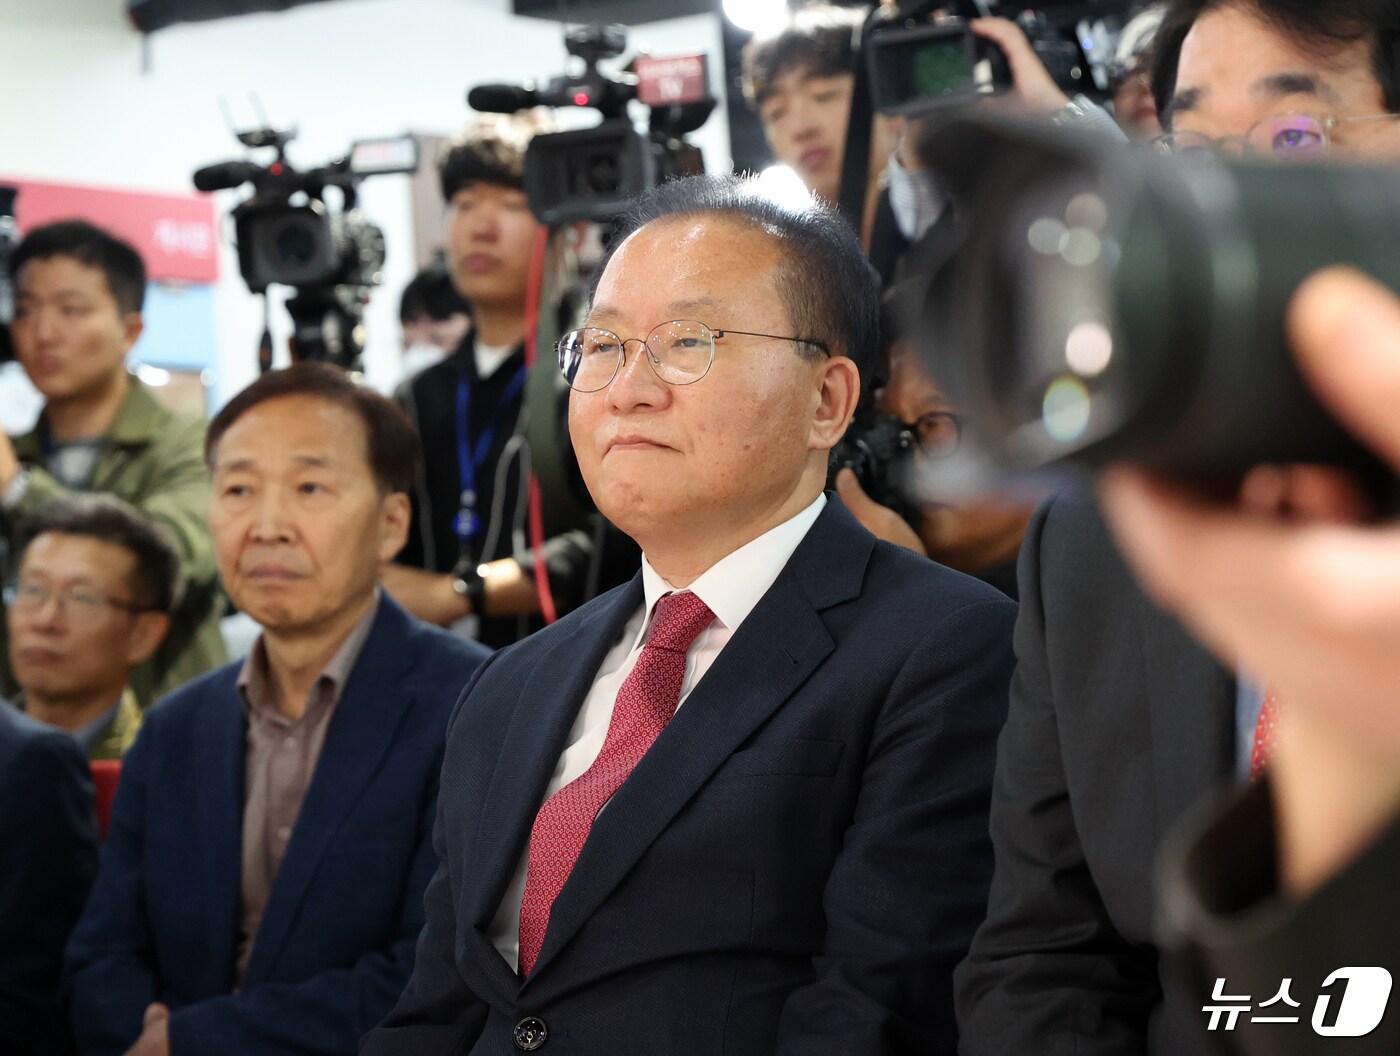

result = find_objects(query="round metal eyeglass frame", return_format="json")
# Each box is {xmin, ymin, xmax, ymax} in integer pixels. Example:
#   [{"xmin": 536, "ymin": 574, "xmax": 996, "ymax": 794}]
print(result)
[
  {"xmin": 1153, "ymin": 111, "xmax": 1400, "ymax": 160},
  {"xmin": 557, "ymin": 319, "xmax": 832, "ymax": 393}
]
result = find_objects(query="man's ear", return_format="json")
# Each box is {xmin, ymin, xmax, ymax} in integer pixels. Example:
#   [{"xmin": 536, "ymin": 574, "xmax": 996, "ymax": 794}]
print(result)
[
  {"xmin": 126, "ymin": 612, "xmax": 170, "ymax": 667},
  {"xmin": 810, "ymin": 355, "xmax": 862, "ymax": 453},
  {"xmin": 378, "ymin": 492, "xmax": 413, "ymax": 564},
  {"xmin": 122, "ymin": 312, "xmax": 145, "ymax": 353}
]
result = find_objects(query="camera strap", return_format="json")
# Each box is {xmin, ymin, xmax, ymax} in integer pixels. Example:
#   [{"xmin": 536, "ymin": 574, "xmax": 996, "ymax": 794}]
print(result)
[
  {"xmin": 454, "ymin": 363, "xmax": 528, "ymax": 545},
  {"xmin": 835, "ymin": 11, "xmax": 879, "ymax": 233},
  {"xmin": 520, "ymin": 248, "xmax": 592, "ymax": 544}
]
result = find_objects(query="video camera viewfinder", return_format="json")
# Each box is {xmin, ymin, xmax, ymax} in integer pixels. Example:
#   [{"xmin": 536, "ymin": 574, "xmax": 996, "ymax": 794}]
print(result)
[{"xmin": 868, "ymin": 19, "xmax": 1012, "ymax": 115}]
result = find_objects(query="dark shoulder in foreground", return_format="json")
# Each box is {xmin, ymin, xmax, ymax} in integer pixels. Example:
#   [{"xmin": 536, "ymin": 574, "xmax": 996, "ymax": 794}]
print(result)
[{"xmin": 0, "ymin": 700, "xmax": 89, "ymax": 776}]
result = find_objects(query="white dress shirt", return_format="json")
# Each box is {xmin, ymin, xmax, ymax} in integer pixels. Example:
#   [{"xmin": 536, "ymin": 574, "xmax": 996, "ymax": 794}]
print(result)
[{"xmin": 487, "ymin": 494, "xmax": 827, "ymax": 970}]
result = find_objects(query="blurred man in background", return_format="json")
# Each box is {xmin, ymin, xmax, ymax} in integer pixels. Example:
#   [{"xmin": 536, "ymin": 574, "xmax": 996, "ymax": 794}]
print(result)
[
  {"xmin": 385, "ymin": 117, "xmax": 636, "ymax": 648},
  {"xmin": 395, "ymin": 262, "xmax": 472, "ymax": 385},
  {"xmin": 6, "ymin": 495, "xmax": 178, "ymax": 760},
  {"xmin": 742, "ymin": 3, "xmax": 868, "ymax": 208},
  {"xmin": 1, "ymin": 220, "xmax": 225, "ymax": 708},
  {"xmin": 956, "ymin": 2, "xmax": 1400, "ymax": 1051},
  {"xmin": 66, "ymin": 364, "xmax": 487, "ymax": 1055},
  {"xmin": 835, "ymin": 286, "xmax": 1030, "ymax": 599}
]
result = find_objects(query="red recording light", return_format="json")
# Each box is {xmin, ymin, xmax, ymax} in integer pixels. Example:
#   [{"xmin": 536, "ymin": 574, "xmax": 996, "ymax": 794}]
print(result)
[
  {"xmin": 270, "ymin": 162, "xmax": 284, "ymax": 175},
  {"xmin": 573, "ymin": 92, "xmax": 590, "ymax": 106}
]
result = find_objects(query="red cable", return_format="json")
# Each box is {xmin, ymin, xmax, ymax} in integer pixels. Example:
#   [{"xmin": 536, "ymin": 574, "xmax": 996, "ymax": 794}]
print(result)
[{"xmin": 523, "ymin": 226, "xmax": 558, "ymax": 624}]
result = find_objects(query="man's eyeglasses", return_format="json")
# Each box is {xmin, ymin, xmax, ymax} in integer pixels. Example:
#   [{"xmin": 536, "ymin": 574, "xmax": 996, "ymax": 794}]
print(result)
[
  {"xmin": 911, "ymin": 410, "xmax": 963, "ymax": 460},
  {"xmin": 1154, "ymin": 112, "xmax": 1400, "ymax": 161},
  {"xmin": 558, "ymin": 319, "xmax": 832, "ymax": 393},
  {"xmin": 4, "ymin": 580, "xmax": 150, "ymax": 622}
]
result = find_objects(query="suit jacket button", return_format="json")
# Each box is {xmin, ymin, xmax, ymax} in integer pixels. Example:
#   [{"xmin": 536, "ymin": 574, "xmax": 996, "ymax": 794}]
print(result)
[{"xmin": 513, "ymin": 1016, "xmax": 548, "ymax": 1051}]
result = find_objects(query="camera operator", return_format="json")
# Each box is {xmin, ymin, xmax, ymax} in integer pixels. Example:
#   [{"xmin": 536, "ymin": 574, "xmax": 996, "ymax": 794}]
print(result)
[
  {"xmin": 383, "ymin": 117, "xmax": 636, "ymax": 649},
  {"xmin": 955, "ymin": 2, "xmax": 1400, "ymax": 1052},
  {"xmin": 0, "ymin": 221, "xmax": 226, "ymax": 710},
  {"xmin": 1103, "ymin": 268, "xmax": 1400, "ymax": 1056},
  {"xmin": 743, "ymin": 4, "xmax": 883, "ymax": 212},
  {"xmin": 837, "ymin": 285, "xmax": 1032, "ymax": 597}
]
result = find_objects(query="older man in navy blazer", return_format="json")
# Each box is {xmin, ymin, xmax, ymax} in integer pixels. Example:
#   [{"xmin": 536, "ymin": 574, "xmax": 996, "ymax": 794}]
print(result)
[
  {"xmin": 65, "ymin": 364, "xmax": 488, "ymax": 1055},
  {"xmin": 364, "ymin": 175, "xmax": 1015, "ymax": 1056}
]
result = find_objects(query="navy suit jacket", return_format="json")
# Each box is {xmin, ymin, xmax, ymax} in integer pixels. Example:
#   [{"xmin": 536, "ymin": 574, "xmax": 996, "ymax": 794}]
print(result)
[
  {"xmin": 64, "ymin": 597, "xmax": 488, "ymax": 1055},
  {"xmin": 364, "ymin": 498, "xmax": 1017, "ymax": 1056},
  {"xmin": 0, "ymin": 702, "xmax": 98, "ymax": 1056}
]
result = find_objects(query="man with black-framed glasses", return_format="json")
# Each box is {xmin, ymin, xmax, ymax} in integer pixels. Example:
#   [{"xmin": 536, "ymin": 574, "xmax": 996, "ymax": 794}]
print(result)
[
  {"xmin": 366, "ymin": 173, "xmax": 1016, "ymax": 1056},
  {"xmin": 4, "ymin": 494, "xmax": 177, "ymax": 760},
  {"xmin": 957, "ymin": 2, "xmax": 1400, "ymax": 1053}
]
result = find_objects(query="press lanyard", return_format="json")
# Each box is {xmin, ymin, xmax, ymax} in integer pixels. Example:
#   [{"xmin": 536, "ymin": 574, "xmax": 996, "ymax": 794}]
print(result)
[{"xmin": 453, "ymin": 362, "xmax": 527, "ymax": 544}]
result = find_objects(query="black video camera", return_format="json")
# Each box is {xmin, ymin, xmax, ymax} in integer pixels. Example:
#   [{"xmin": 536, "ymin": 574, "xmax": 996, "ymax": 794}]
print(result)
[
  {"xmin": 0, "ymin": 185, "xmax": 17, "ymax": 365},
  {"xmin": 468, "ymin": 24, "xmax": 716, "ymax": 226},
  {"xmin": 867, "ymin": 1, "xmax": 1126, "ymax": 116},
  {"xmin": 194, "ymin": 127, "xmax": 418, "ymax": 368}
]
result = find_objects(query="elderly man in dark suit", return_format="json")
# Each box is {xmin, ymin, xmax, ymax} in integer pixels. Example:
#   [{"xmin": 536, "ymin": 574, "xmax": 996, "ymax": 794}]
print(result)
[
  {"xmin": 362, "ymin": 174, "xmax": 1015, "ymax": 1056},
  {"xmin": 65, "ymin": 363, "xmax": 488, "ymax": 1055},
  {"xmin": 0, "ymin": 700, "xmax": 97, "ymax": 1055}
]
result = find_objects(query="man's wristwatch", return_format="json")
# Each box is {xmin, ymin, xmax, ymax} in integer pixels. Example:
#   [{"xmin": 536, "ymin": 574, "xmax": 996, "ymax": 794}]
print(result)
[{"xmin": 451, "ymin": 563, "xmax": 486, "ymax": 616}]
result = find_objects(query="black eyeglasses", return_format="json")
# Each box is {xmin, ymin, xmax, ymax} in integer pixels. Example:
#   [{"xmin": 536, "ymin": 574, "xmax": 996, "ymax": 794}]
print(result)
[
  {"xmin": 911, "ymin": 410, "xmax": 963, "ymax": 459},
  {"xmin": 557, "ymin": 319, "xmax": 832, "ymax": 392}
]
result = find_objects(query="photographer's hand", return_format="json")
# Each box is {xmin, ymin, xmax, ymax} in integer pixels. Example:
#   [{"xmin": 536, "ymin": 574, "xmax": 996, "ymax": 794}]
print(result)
[
  {"xmin": 0, "ymin": 432, "xmax": 18, "ymax": 493},
  {"xmin": 1099, "ymin": 267, "xmax": 1400, "ymax": 899},
  {"xmin": 971, "ymin": 18, "xmax": 1071, "ymax": 114},
  {"xmin": 835, "ymin": 469, "xmax": 928, "ymax": 556}
]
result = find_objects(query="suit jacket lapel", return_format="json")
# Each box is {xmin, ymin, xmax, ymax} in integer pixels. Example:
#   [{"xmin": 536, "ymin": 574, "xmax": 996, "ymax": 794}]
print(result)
[
  {"xmin": 466, "ymin": 576, "xmax": 647, "ymax": 938},
  {"xmin": 526, "ymin": 499, "xmax": 870, "ymax": 983},
  {"xmin": 243, "ymin": 599, "xmax": 415, "ymax": 981},
  {"xmin": 194, "ymin": 667, "xmax": 246, "ymax": 990},
  {"xmin": 1139, "ymin": 592, "xmax": 1236, "ymax": 836}
]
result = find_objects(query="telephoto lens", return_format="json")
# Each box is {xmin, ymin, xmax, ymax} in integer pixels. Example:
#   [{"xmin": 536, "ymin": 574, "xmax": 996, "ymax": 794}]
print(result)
[{"xmin": 916, "ymin": 114, "xmax": 1400, "ymax": 491}]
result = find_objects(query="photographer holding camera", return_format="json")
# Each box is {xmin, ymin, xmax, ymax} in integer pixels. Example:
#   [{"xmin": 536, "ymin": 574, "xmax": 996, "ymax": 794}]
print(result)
[
  {"xmin": 954, "ymin": 2, "xmax": 1400, "ymax": 1052},
  {"xmin": 1106, "ymin": 267, "xmax": 1400, "ymax": 1056},
  {"xmin": 384, "ymin": 116, "xmax": 636, "ymax": 649}
]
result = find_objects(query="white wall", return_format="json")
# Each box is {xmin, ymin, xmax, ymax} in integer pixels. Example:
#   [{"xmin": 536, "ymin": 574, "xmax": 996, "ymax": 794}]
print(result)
[{"xmin": 2, "ymin": 0, "xmax": 731, "ymax": 401}]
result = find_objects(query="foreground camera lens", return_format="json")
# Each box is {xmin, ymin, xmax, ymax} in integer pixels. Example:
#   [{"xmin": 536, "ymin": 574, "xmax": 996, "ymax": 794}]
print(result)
[{"xmin": 917, "ymin": 114, "xmax": 1399, "ymax": 486}]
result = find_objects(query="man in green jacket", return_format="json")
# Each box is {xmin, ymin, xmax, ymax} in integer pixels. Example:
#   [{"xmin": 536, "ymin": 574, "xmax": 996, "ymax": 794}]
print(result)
[{"xmin": 0, "ymin": 220, "xmax": 225, "ymax": 708}]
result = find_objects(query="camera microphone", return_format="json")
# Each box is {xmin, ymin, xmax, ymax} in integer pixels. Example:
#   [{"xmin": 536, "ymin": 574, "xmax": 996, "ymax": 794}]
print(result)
[
  {"xmin": 193, "ymin": 161, "xmax": 261, "ymax": 192},
  {"xmin": 467, "ymin": 84, "xmax": 540, "ymax": 114}
]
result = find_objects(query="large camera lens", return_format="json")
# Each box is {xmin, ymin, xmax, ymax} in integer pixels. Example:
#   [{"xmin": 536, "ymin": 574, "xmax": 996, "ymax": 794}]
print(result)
[
  {"xmin": 273, "ymin": 218, "xmax": 321, "ymax": 271},
  {"xmin": 919, "ymin": 115, "xmax": 1400, "ymax": 484},
  {"xmin": 241, "ymin": 201, "xmax": 338, "ymax": 291}
]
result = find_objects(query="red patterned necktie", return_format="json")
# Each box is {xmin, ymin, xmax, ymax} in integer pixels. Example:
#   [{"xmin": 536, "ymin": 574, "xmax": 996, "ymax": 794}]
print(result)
[
  {"xmin": 516, "ymin": 590, "xmax": 715, "ymax": 977},
  {"xmin": 1249, "ymin": 686, "xmax": 1282, "ymax": 780}
]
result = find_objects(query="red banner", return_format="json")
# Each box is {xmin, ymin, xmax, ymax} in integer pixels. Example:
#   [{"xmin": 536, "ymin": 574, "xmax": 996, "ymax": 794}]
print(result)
[{"xmin": 2, "ymin": 176, "xmax": 219, "ymax": 284}]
